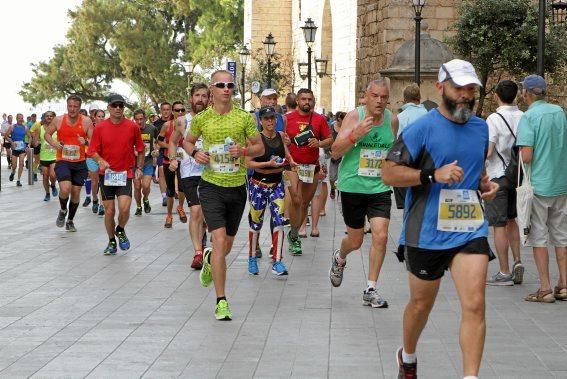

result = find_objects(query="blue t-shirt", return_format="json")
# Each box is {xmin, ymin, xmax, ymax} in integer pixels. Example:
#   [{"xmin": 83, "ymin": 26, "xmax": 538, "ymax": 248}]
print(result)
[{"xmin": 387, "ymin": 109, "xmax": 489, "ymax": 250}]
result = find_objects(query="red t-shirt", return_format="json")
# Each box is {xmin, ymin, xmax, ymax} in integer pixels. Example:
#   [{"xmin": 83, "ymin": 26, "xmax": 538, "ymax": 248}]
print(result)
[
  {"xmin": 285, "ymin": 110, "xmax": 330, "ymax": 164},
  {"xmin": 88, "ymin": 118, "xmax": 144, "ymax": 178}
]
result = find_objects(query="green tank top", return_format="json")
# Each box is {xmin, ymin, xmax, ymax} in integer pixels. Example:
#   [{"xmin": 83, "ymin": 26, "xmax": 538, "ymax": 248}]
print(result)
[
  {"xmin": 337, "ymin": 106, "xmax": 394, "ymax": 194},
  {"xmin": 39, "ymin": 126, "xmax": 57, "ymax": 161}
]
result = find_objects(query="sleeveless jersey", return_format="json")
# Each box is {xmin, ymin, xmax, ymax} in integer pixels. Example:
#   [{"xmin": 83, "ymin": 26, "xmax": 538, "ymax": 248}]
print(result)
[
  {"xmin": 10, "ymin": 124, "xmax": 27, "ymax": 151},
  {"xmin": 179, "ymin": 114, "xmax": 204, "ymax": 178},
  {"xmin": 338, "ymin": 107, "xmax": 394, "ymax": 194},
  {"xmin": 56, "ymin": 114, "xmax": 87, "ymax": 162},
  {"xmin": 39, "ymin": 126, "xmax": 57, "ymax": 161}
]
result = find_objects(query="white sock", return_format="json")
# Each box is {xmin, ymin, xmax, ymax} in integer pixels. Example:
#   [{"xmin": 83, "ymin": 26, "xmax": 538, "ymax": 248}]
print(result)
[
  {"xmin": 367, "ymin": 281, "xmax": 377, "ymax": 291},
  {"xmin": 463, "ymin": 376, "xmax": 477, "ymax": 379},
  {"xmin": 161, "ymin": 192, "xmax": 166, "ymax": 198},
  {"xmin": 401, "ymin": 349, "xmax": 417, "ymax": 364},
  {"xmin": 335, "ymin": 251, "xmax": 346, "ymax": 266}
]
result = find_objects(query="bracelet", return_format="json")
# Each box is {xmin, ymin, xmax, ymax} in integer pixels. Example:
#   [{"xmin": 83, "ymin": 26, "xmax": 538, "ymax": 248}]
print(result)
[
  {"xmin": 348, "ymin": 132, "xmax": 357, "ymax": 145},
  {"xmin": 191, "ymin": 148, "xmax": 199, "ymax": 157},
  {"xmin": 420, "ymin": 168, "xmax": 436, "ymax": 185}
]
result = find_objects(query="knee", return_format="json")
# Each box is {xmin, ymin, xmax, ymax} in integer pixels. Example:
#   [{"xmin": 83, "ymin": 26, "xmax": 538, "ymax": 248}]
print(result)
[
  {"xmin": 372, "ymin": 231, "xmax": 388, "ymax": 247},
  {"xmin": 461, "ymin": 296, "xmax": 485, "ymax": 319},
  {"xmin": 409, "ymin": 296, "xmax": 435, "ymax": 314},
  {"xmin": 348, "ymin": 234, "xmax": 364, "ymax": 250},
  {"xmin": 105, "ymin": 206, "xmax": 116, "ymax": 218}
]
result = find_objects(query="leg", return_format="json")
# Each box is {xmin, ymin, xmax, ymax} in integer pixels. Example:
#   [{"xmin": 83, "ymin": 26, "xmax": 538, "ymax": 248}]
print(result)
[
  {"xmin": 493, "ymin": 226, "xmax": 511, "ymax": 274},
  {"xmin": 367, "ymin": 217, "xmax": 389, "ymax": 282},
  {"xmin": 450, "ymin": 252, "xmax": 489, "ymax": 377},
  {"xmin": 42, "ymin": 165, "xmax": 50, "ymax": 194},
  {"xmin": 310, "ymin": 185, "xmax": 322, "ymax": 235},
  {"xmin": 189, "ymin": 205, "xmax": 205, "ymax": 251},
  {"xmin": 210, "ymin": 228, "xmax": 236, "ymax": 298},
  {"xmin": 116, "ymin": 194, "xmax": 132, "ymax": 228},
  {"xmin": 103, "ymin": 199, "xmax": 116, "ymax": 239},
  {"xmin": 91, "ymin": 172, "xmax": 100, "ymax": 203},
  {"xmin": 506, "ymin": 219, "xmax": 521, "ymax": 264},
  {"xmin": 67, "ymin": 185, "xmax": 82, "ymax": 220},
  {"xmin": 319, "ymin": 182, "xmax": 328, "ymax": 215},
  {"xmin": 133, "ymin": 178, "xmax": 142, "ymax": 207},
  {"xmin": 17, "ymin": 153, "xmax": 25, "ymax": 180},
  {"xmin": 556, "ymin": 247, "xmax": 567, "ymax": 288},
  {"xmin": 142, "ymin": 175, "xmax": 152, "ymax": 199}
]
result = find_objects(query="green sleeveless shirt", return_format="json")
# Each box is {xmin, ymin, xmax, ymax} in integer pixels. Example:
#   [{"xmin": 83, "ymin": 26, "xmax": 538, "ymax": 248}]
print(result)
[
  {"xmin": 337, "ymin": 106, "xmax": 394, "ymax": 194},
  {"xmin": 39, "ymin": 126, "xmax": 57, "ymax": 161}
]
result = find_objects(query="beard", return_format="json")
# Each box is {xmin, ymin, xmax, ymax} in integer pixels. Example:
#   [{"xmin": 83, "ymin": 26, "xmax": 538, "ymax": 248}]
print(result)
[
  {"xmin": 192, "ymin": 101, "xmax": 205, "ymax": 113},
  {"xmin": 442, "ymin": 90, "xmax": 475, "ymax": 124},
  {"xmin": 300, "ymin": 103, "xmax": 311, "ymax": 112}
]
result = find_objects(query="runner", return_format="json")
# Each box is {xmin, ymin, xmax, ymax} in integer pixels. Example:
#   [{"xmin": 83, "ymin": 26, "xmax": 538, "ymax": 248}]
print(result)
[
  {"xmin": 284, "ymin": 88, "xmax": 333, "ymax": 255},
  {"xmin": 87, "ymin": 94, "xmax": 144, "ymax": 255},
  {"xmin": 29, "ymin": 114, "xmax": 42, "ymax": 182},
  {"xmin": 35, "ymin": 111, "xmax": 58, "ymax": 201},
  {"xmin": 44, "ymin": 95, "xmax": 94, "ymax": 232},
  {"xmin": 382, "ymin": 59, "xmax": 498, "ymax": 379},
  {"xmin": 6, "ymin": 113, "xmax": 32, "ymax": 187},
  {"xmin": 1, "ymin": 114, "xmax": 13, "ymax": 167},
  {"xmin": 183, "ymin": 70, "xmax": 264, "ymax": 320},
  {"xmin": 132, "ymin": 109, "xmax": 157, "ymax": 216},
  {"xmin": 246, "ymin": 105, "xmax": 295, "ymax": 276},
  {"xmin": 157, "ymin": 101, "xmax": 188, "ymax": 228},
  {"xmin": 87, "ymin": 109, "xmax": 106, "ymax": 216},
  {"xmin": 153, "ymin": 102, "xmax": 172, "ymax": 207},
  {"xmin": 168, "ymin": 83, "xmax": 210, "ymax": 270},
  {"xmin": 329, "ymin": 79, "xmax": 398, "ymax": 308}
]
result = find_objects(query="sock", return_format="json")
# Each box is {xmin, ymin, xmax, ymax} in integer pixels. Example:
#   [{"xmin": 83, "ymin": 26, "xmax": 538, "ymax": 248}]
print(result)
[
  {"xmin": 248, "ymin": 231, "xmax": 258, "ymax": 257},
  {"xmin": 335, "ymin": 251, "xmax": 346, "ymax": 266},
  {"xmin": 115, "ymin": 225, "xmax": 124, "ymax": 234},
  {"xmin": 402, "ymin": 349, "xmax": 417, "ymax": 364},
  {"xmin": 366, "ymin": 281, "xmax": 377, "ymax": 291},
  {"xmin": 161, "ymin": 192, "xmax": 166, "ymax": 199},
  {"xmin": 68, "ymin": 201, "xmax": 79, "ymax": 220},
  {"xmin": 290, "ymin": 227, "xmax": 299, "ymax": 240},
  {"xmin": 216, "ymin": 296, "xmax": 226, "ymax": 304},
  {"xmin": 463, "ymin": 377, "xmax": 478, "ymax": 379},
  {"xmin": 85, "ymin": 178, "xmax": 92, "ymax": 195},
  {"xmin": 59, "ymin": 196, "xmax": 69, "ymax": 211},
  {"xmin": 195, "ymin": 250, "xmax": 202, "ymax": 256}
]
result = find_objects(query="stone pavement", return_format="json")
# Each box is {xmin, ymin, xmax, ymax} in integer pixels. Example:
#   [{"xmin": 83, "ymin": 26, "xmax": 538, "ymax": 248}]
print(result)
[{"xmin": 0, "ymin": 163, "xmax": 566, "ymax": 378}]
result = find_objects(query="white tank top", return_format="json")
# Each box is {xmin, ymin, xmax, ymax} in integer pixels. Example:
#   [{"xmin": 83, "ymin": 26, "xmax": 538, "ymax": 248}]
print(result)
[{"xmin": 179, "ymin": 113, "xmax": 205, "ymax": 178}]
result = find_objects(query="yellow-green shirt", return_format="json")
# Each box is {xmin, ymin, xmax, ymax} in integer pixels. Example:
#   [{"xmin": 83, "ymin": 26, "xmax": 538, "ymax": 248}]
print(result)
[{"xmin": 190, "ymin": 107, "xmax": 258, "ymax": 187}]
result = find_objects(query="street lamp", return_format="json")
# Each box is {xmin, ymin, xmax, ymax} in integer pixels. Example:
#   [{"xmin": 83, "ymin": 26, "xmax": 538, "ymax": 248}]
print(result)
[
  {"xmin": 239, "ymin": 45, "xmax": 250, "ymax": 108},
  {"xmin": 263, "ymin": 33, "xmax": 276, "ymax": 88},
  {"xmin": 297, "ymin": 62, "xmax": 309, "ymax": 80},
  {"xmin": 411, "ymin": 0, "xmax": 426, "ymax": 85},
  {"xmin": 551, "ymin": 0, "xmax": 567, "ymax": 25},
  {"xmin": 537, "ymin": 0, "xmax": 566, "ymax": 76},
  {"xmin": 315, "ymin": 57, "xmax": 329, "ymax": 78},
  {"xmin": 183, "ymin": 61, "xmax": 194, "ymax": 94},
  {"xmin": 301, "ymin": 17, "xmax": 318, "ymax": 90}
]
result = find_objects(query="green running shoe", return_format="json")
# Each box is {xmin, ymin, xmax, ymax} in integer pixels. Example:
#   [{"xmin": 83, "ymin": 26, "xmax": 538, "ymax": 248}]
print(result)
[
  {"xmin": 199, "ymin": 247, "xmax": 213, "ymax": 287},
  {"xmin": 287, "ymin": 231, "xmax": 302, "ymax": 255},
  {"xmin": 215, "ymin": 299, "xmax": 232, "ymax": 321}
]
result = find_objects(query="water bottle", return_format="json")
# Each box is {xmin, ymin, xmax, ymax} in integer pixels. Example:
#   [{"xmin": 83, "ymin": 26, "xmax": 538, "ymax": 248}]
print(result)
[
  {"xmin": 225, "ymin": 137, "xmax": 234, "ymax": 145},
  {"xmin": 270, "ymin": 155, "xmax": 284, "ymax": 164}
]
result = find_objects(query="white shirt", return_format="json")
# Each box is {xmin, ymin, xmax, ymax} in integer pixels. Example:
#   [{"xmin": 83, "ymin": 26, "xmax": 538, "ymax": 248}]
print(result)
[
  {"xmin": 485, "ymin": 105, "xmax": 524, "ymax": 180},
  {"xmin": 179, "ymin": 113, "xmax": 205, "ymax": 178}
]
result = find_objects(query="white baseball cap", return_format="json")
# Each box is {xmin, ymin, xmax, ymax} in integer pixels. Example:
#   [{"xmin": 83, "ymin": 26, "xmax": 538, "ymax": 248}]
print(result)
[
  {"xmin": 260, "ymin": 88, "xmax": 278, "ymax": 97},
  {"xmin": 438, "ymin": 59, "xmax": 482, "ymax": 87},
  {"xmin": 88, "ymin": 104, "xmax": 98, "ymax": 112}
]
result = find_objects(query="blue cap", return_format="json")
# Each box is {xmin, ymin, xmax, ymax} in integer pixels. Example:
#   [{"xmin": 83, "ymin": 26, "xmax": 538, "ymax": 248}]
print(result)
[{"xmin": 521, "ymin": 75, "xmax": 546, "ymax": 94}]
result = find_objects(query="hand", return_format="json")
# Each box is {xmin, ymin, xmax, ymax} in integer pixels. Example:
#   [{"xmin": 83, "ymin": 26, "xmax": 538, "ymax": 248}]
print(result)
[
  {"xmin": 283, "ymin": 133, "xmax": 291, "ymax": 145},
  {"xmin": 267, "ymin": 157, "xmax": 282, "ymax": 168},
  {"xmin": 434, "ymin": 160, "xmax": 464, "ymax": 185},
  {"xmin": 78, "ymin": 136, "xmax": 86, "ymax": 146},
  {"xmin": 352, "ymin": 116, "xmax": 373, "ymax": 140},
  {"xmin": 228, "ymin": 143, "xmax": 241, "ymax": 158},
  {"xmin": 151, "ymin": 148, "xmax": 159, "ymax": 157},
  {"xmin": 479, "ymin": 175, "xmax": 499, "ymax": 200},
  {"xmin": 135, "ymin": 168, "xmax": 142, "ymax": 180},
  {"xmin": 317, "ymin": 170, "xmax": 327, "ymax": 180},
  {"xmin": 169, "ymin": 159, "xmax": 178, "ymax": 171},
  {"xmin": 289, "ymin": 159, "xmax": 298, "ymax": 168},
  {"xmin": 56, "ymin": 142, "xmax": 64, "ymax": 150},
  {"xmin": 194, "ymin": 151, "xmax": 210, "ymax": 165},
  {"xmin": 98, "ymin": 159, "xmax": 110, "ymax": 171},
  {"xmin": 307, "ymin": 138, "xmax": 319, "ymax": 148}
]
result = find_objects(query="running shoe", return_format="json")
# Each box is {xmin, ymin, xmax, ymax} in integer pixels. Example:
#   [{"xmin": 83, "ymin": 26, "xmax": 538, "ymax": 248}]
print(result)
[
  {"xmin": 143, "ymin": 198, "xmax": 151, "ymax": 214},
  {"xmin": 248, "ymin": 256, "xmax": 259, "ymax": 275},
  {"xmin": 271, "ymin": 261, "xmax": 288, "ymax": 276},
  {"xmin": 92, "ymin": 201, "xmax": 99, "ymax": 214},
  {"xmin": 330, "ymin": 188, "xmax": 336, "ymax": 199},
  {"xmin": 363, "ymin": 288, "xmax": 388, "ymax": 308},
  {"xmin": 82, "ymin": 196, "xmax": 91, "ymax": 207},
  {"xmin": 135, "ymin": 206, "xmax": 142, "ymax": 216},
  {"xmin": 164, "ymin": 214, "xmax": 173, "ymax": 228},
  {"xmin": 162, "ymin": 197, "xmax": 167, "ymax": 207},
  {"xmin": 255, "ymin": 245, "xmax": 262, "ymax": 259},
  {"xmin": 287, "ymin": 231, "xmax": 302, "ymax": 255},
  {"xmin": 177, "ymin": 206, "xmax": 187, "ymax": 223},
  {"xmin": 329, "ymin": 249, "xmax": 345, "ymax": 287},
  {"xmin": 43, "ymin": 193, "xmax": 50, "ymax": 202},
  {"xmin": 51, "ymin": 185, "xmax": 58, "ymax": 197},
  {"xmin": 9, "ymin": 171, "xmax": 14, "ymax": 181},
  {"xmin": 215, "ymin": 299, "xmax": 232, "ymax": 321},
  {"xmin": 396, "ymin": 347, "xmax": 417, "ymax": 379},
  {"xmin": 98, "ymin": 205, "xmax": 105, "ymax": 216},
  {"xmin": 115, "ymin": 228, "xmax": 130, "ymax": 250},
  {"xmin": 65, "ymin": 220, "xmax": 77, "ymax": 232},
  {"xmin": 104, "ymin": 240, "xmax": 118, "ymax": 255},
  {"xmin": 486, "ymin": 272, "xmax": 513, "ymax": 286},
  {"xmin": 33, "ymin": 173, "xmax": 38, "ymax": 182},
  {"xmin": 190, "ymin": 253, "xmax": 203, "ymax": 270},
  {"xmin": 56, "ymin": 210, "xmax": 67, "ymax": 228},
  {"xmin": 512, "ymin": 260, "xmax": 524, "ymax": 285},
  {"xmin": 199, "ymin": 248, "xmax": 213, "ymax": 287},
  {"xmin": 16, "ymin": 181, "xmax": 22, "ymax": 187}
]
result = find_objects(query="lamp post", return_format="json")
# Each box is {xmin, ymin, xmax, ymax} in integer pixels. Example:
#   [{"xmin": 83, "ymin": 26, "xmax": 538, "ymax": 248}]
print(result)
[
  {"xmin": 411, "ymin": 0, "xmax": 426, "ymax": 86},
  {"xmin": 551, "ymin": 0, "xmax": 567, "ymax": 24},
  {"xmin": 315, "ymin": 57, "xmax": 329, "ymax": 78},
  {"xmin": 239, "ymin": 45, "xmax": 250, "ymax": 108},
  {"xmin": 183, "ymin": 61, "xmax": 194, "ymax": 94},
  {"xmin": 263, "ymin": 33, "xmax": 276, "ymax": 89},
  {"xmin": 301, "ymin": 18, "xmax": 318, "ymax": 90},
  {"xmin": 537, "ymin": 0, "xmax": 566, "ymax": 76}
]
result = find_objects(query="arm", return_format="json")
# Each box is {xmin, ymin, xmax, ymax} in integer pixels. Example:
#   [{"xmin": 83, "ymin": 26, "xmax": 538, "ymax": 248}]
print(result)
[
  {"xmin": 330, "ymin": 110, "xmax": 372, "ymax": 160},
  {"xmin": 486, "ymin": 142, "xmax": 495, "ymax": 158},
  {"xmin": 391, "ymin": 114, "xmax": 399, "ymax": 138},
  {"xmin": 245, "ymin": 155, "xmax": 279, "ymax": 170},
  {"xmin": 167, "ymin": 117, "xmax": 185, "ymax": 170},
  {"xmin": 44, "ymin": 117, "xmax": 62, "ymax": 150},
  {"xmin": 519, "ymin": 146, "xmax": 533, "ymax": 163},
  {"xmin": 156, "ymin": 122, "xmax": 170, "ymax": 148},
  {"xmin": 5, "ymin": 125, "xmax": 12, "ymax": 141},
  {"xmin": 183, "ymin": 133, "xmax": 210, "ymax": 165},
  {"xmin": 281, "ymin": 131, "xmax": 297, "ymax": 166}
]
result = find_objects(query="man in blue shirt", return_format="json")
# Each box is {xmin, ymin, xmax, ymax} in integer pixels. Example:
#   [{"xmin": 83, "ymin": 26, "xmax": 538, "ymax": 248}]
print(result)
[
  {"xmin": 383, "ymin": 59, "xmax": 498, "ymax": 379},
  {"xmin": 397, "ymin": 84, "xmax": 428, "ymax": 138},
  {"xmin": 516, "ymin": 74, "xmax": 567, "ymax": 303}
]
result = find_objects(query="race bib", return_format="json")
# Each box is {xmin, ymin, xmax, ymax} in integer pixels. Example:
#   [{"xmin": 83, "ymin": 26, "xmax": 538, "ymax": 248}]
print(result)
[
  {"xmin": 209, "ymin": 143, "xmax": 239, "ymax": 173},
  {"xmin": 62, "ymin": 144, "xmax": 80, "ymax": 160},
  {"xmin": 298, "ymin": 164, "xmax": 316, "ymax": 184},
  {"xmin": 104, "ymin": 170, "xmax": 128, "ymax": 186},
  {"xmin": 437, "ymin": 189, "xmax": 484, "ymax": 232},
  {"xmin": 43, "ymin": 142, "xmax": 55, "ymax": 152},
  {"xmin": 358, "ymin": 149, "xmax": 386, "ymax": 177},
  {"xmin": 12, "ymin": 141, "xmax": 25, "ymax": 150}
]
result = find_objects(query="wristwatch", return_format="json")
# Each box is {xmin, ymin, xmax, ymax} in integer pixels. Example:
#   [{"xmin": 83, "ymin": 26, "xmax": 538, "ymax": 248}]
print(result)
[{"xmin": 191, "ymin": 148, "xmax": 200, "ymax": 157}]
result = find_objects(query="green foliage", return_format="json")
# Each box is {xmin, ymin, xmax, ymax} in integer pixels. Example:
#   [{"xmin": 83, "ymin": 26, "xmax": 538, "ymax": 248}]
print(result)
[
  {"xmin": 20, "ymin": 0, "xmax": 243, "ymax": 109},
  {"xmin": 446, "ymin": 0, "xmax": 567, "ymax": 114},
  {"xmin": 246, "ymin": 48, "xmax": 296, "ymax": 95}
]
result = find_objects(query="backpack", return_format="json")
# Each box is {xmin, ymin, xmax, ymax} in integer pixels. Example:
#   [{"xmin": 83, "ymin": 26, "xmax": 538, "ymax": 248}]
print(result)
[{"xmin": 493, "ymin": 112, "xmax": 521, "ymax": 189}]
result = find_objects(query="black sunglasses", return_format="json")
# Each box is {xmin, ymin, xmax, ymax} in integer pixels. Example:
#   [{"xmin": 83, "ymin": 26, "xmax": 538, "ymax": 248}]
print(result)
[
  {"xmin": 173, "ymin": 108, "xmax": 185, "ymax": 112},
  {"xmin": 110, "ymin": 103, "xmax": 125, "ymax": 109},
  {"xmin": 212, "ymin": 82, "xmax": 235, "ymax": 89}
]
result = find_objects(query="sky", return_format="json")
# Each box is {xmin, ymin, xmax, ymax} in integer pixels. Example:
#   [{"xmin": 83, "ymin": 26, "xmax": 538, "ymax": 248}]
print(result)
[{"xmin": 0, "ymin": 1, "xmax": 86, "ymax": 116}]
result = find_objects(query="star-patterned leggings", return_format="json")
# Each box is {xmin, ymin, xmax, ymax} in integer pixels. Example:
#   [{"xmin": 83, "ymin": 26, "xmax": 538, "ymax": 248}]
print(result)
[{"xmin": 247, "ymin": 178, "xmax": 286, "ymax": 231}]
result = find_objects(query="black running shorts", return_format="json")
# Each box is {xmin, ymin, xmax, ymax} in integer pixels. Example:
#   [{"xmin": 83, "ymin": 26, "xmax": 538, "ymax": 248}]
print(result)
[
  {"xmin": 99, "ymin": 176, "xmax": 133, "ymax": 201},
  {"xmin": 341, "ymin": 190, "xmax": 392, "ymax": 229},
  {"xmin": 198, "ymin": 180, "xmax": 246, "ymax": 237},
  {"xmin": 55, "ymin": 160, "xmax": 88, "ymax": 186},
  {"xmin": 179, "ymin": 176, "xmax": 201, "ymax": 207}
]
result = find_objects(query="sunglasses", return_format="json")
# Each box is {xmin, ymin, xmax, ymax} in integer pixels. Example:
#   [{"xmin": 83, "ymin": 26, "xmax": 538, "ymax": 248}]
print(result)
[
  {"xmin": 110, "ymin": 103, "xmax": 125, "ymax": 109},
  {"xmin": 173, "ymin": 108, "xmax": 185, "ymax": 113},
  {"xmin": 212, "ymin": 82, "xmax": 235, "ymax": 89}
]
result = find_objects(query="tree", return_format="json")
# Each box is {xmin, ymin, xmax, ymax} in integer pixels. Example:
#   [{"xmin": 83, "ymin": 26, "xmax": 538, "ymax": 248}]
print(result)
[
  {"xmin": 20, "ymin": 0, "xmax": 243, "ymax": 109},
  {"xmin": 447, "ymin": 0, "xmax": 567, "ymax": 115}
]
